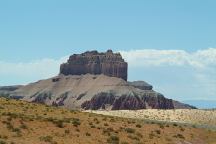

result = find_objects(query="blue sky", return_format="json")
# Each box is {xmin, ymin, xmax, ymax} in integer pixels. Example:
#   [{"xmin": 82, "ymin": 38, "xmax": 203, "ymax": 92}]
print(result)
[{"xmin": 0, "ymin": 0, "xmax": 216, "ymax": 101}]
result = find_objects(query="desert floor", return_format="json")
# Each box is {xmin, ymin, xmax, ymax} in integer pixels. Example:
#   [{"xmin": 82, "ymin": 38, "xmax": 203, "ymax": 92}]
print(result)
[
  {"xmin": 0, "ymin": 97, "xmax": 216, "ymax": 144},
  {"xmin": 87, "ymin": 109, "xmax": 216, "ymax": 130}
]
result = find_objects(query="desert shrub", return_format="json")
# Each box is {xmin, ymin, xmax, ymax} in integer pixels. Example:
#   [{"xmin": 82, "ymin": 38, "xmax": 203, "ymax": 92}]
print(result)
[
  {"xmin": 72, "ymin": 118, "xmax": 81, "ymax": 127},
  {"xmin": 46, "ymin": 117, "xmax": 55, "ymax": 122},
  {"xmin": 40, "ymin": 135, "xmax": 53, "ymax": 142},
  {"xmin": 151, "ymin": 121, "xmax": 155, "ymax": 124},
  {"xmin": 4, "ymin": 121, "xmax": 14, "ymax": 131},
  {"xmin": 127, "ymin": 135, "xmax": 140, "ymax": 141},
  {"xmin": 3, "ymin": 112, "xmax": 18, "ymax": 119},
  {"xmin": 102, "ymin": 129, "xmax": 111, "ymax": 136},
  {"xmin": 179, "ymin": 126, "xmax": 185, "ymax": 131},
  {"xmin": 110, "ymin": 118, "xmax": 115, "ymax": 122},
  {"xmin": 102, "ymin": 117, "xmax": 107, "ymax": 121},
  {"xmin": 121, "ymin": 142, "xmax": 129, "ymax": 144},
  {"xmin": 12, "ymin": 128, "xmax": 21, "ymax": 133},
  {"xmin": 86, "ymin": 132, "xmax": 91, "ymax": 136},
  {"xmin": 127, "ymin": 121, "xmax": 132, "ymax": 124},
  {"xmin": 158, "ymin": 123, "xmax": 164, "ymax": 129},
  {"xmin": 125, "ymin": 128, "xmax": 135, "ymax": 133},
  {"xmin": 136, "ymin": 132, "xmax": 143, "ymax": 138},
  {"xmin": 0, "ymin": 140, "xmax": 6, "ymax": 144},
  {"xmin": 89, "ymin": 122, "xmax": 93, "ymax": 125},
  {"xmin": 93, "ymin": 118, "xmax": 98, "ymax": 121},
  {"xmin": 155, "ymin": 130, "xmax": 161, "ymax": 135},
  {"xmin": 7, "ymin": 117, "xmax": 12, "ymax": 121},
  {"xmin": 15, "ymin": 131, "xmax": 22, "ymax": 137},
  {"xmin": 149, "ymin": 133, "xmax": 155, "ymax": 139},
  {"xmin": 165, "ymin": 137, "xmax": 172, "ymax": 142},
  {"xmin": 65, "ymin": 129, "xmax": 70, "ymax": 134},
  {"xmin": 20, "ymin": 124, "xmax": 28, "ymax": 129},
  {"xmin": 173, "ymin": 123, "xmax": 178, "ymax": 127},
  {"xmin": 107, "ymin": 135, "xmax": 119, "ymax": 144},
  {"xmin": 56, "ymin": 120, "xmax": 64, "ymax": 128},
  {"xmin": 70, "ymin": 110, "xmax": 77, "ymax": 114},
  {"xmin": 173, "ymin": 134, "xmax": 185, "ymax": 139},
  {"xmin": 104, "ymin": 123, "xmax": 109, "ymax": 126},
  {"xmin": 131, "ymin": 121, "xmax": 136, "ymax": 124},
  {"xmin": 107, "ymin": 127, "xmax": 114, "ymax": 132},
  {"xmin": 0, "ymin": 135, "xmax": 8, "ymax": 139},
  {"xmin": 63, "ymin": 118, "xmax": 71, "ymax": 123},
  {"xmin": 135, "ymin": 124, "xmax": 142, "ymax": 128}
]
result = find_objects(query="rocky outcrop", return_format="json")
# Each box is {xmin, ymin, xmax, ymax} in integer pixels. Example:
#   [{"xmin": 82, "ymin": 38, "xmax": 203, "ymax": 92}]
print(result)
[
  {"xmin": 129, "ymin": 81, "xmax": 153, "ymax": 90},
  {"xmin": 9, "ymin": 73, "xmax": 195, "ymax": 110},
  {"xmin": 7, "ymin": 50, "xmax": 196, "ymax": 110},
  {"xmin": 60, "ymin": 50, "xmax": 128, "ymax": 81},
  {"xmin": 173, "ymin": 100, "xmax": 197, "ymax": 109},
  {"xmin": 0, "ymin": 85, "xmax": 23, "ymax": 99},
  {"xmin": 81, "ymin": 91, "xmax": 174, "ymax": 110}
]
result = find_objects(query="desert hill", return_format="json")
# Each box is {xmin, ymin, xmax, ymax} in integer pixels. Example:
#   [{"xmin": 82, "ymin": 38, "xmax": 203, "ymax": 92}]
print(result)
[
  {"xmin": 0, "ymin": 97, "xmax": 215, "ymax": 144},
  {"xmin": 10, "ymin": 74, "xmax": 183, "ymax": 110}
]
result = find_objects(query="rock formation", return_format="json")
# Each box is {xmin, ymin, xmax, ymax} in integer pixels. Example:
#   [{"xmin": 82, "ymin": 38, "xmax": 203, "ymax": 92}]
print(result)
[
  {"xmin": 5, "ymin": 50, "xmax": 196, "ymax": 110},
  {"xmin": 60, "ymin": 50, "xmax": 128, "ymax": 81},
  {"xmin": 128, "ymin": 81, "xmax": 153, "ymax": 90},
  {"xmin": 9, "ymin": 74, "xmax": 195, "ymax": 110},
  {"xmin": 81, "ymin": 91, "xmax": 174, "ymax": 110}
]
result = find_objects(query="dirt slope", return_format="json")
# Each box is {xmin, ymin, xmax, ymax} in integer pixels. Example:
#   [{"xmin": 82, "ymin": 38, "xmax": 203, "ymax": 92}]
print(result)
[
  {"xmin": 10, "ymin": 74, "xmax": 194, "ymax": 110},
  {"xmin": 0, "ymin": 97, "xmax": 215, "ymax": 144}
]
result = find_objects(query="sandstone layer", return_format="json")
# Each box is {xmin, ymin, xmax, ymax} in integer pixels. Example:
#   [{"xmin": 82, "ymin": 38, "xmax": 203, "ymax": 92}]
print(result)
[{"xmin": 60, "ymin": 50, "xmax": 128, "ymax": 81}]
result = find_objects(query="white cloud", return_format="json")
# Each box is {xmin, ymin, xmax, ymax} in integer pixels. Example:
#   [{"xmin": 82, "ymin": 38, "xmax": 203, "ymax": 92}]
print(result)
[
  {"xmin": 120, "ymin": 48, "xmax": 216, "ymax": 68},
  {"xmin": 120, "ymin": 48, "xmax": 216, "ymax": 100},
  {"xmin": 0, "ymin": 56, "xmax": 68, "ymax": 85}
]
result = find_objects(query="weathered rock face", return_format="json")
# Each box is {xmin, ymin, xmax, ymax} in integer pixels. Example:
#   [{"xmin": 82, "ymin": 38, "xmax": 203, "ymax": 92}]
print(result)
[
  {"xmin": 9, "ymin": 74, "xmax": 195, "ymax": 110},
  {"xmin": 81, "ymin": 92, "xmax": 174, "ymax": 110},
  {"xmin": 60, "ymin": 50, "xmax": 128, "ymax": 81},
  {"xmin": 129, "ymin": 81, "xmax": 153, "ymax": 90}
]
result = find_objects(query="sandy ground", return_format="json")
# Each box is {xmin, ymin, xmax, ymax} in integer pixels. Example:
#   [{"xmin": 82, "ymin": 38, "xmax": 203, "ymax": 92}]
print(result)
[{"xmin": 87, "ymin": 109, "xmax": 216, "ymax": 128}]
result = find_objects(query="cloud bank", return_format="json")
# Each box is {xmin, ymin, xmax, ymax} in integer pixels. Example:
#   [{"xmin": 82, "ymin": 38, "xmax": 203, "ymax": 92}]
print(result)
[{"xmin": 120, "ymin": 48, "xmax": 216, "ymax": 68}]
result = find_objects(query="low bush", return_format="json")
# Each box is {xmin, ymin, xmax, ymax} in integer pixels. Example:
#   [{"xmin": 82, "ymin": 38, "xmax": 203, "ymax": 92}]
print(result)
[
  {"xmin": 125, "ymin": 128, "xmax": 135, "ymax": 133},
  {"xmin": 39, "ymin": 135, "xmax": 53, "ymax": 142},
  {"xmin": 107, "ymin": 135, "xmax": 119, "ymax": 144},
  {"xmin": 135, "ymin": 124, "xmax": 142, "ymax": 128}
]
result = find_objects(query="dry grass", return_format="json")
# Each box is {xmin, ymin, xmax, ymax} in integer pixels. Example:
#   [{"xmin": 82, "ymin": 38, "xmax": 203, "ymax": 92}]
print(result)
[{"xmin": 0, "ymin": 97, "xmax": 216, "ymax": 144}]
